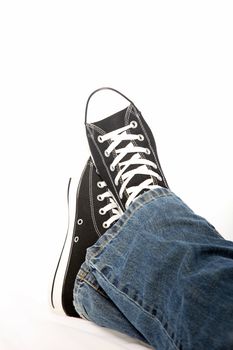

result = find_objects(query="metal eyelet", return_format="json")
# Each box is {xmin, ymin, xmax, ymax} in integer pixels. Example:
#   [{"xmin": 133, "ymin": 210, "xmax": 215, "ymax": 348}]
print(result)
[
  {"xmin": 74, "ymin": 236, "xmax": 79, "ymax": 243},
  {"xmin": 145, "ymin": 148, "xmax": 151, "ymax": 155},
  {"xmin": 99, "ymin": 208, "xmax": 105, "ymax": 215},
  {"xmin": 138, "ymin": 134, "xmax": 144, "ymax": 141},
  {"xmin": 102, "ymin": 222, "xmax": 109, "ymax": 229},
  {"xmin": 104, "ymin": 150, "xmax": 110, "ymax": 157},
  {"xmin": 97, "ymin": 195, "xmax": 104, "ymax": 201},
  {"xmin": 130, "ymin": 120, "xmax": 138, "ymax": 128},
  {"xmin": 97, "ymin": 181, "xmax": 103, "ymax": 188},
  {"xmin": 77, "ymin": 219, "xmax": 83, "ymax": 225},
  {"xmin": 110, "ymin": 164, "xmax": 115, "ymax": 171},
  {"xmin": 98, "ymin": 135, "xmax": 104, "ymax": 143}
]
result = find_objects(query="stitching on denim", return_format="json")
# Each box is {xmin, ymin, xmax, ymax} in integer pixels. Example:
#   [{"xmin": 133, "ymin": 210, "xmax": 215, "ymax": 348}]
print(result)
[
  {"xmin": 73, "ymin": 279, "xmax": 89, "ymax": 319},
  {"xmin": 89, "ymin": 263, "xmax": 180, "ymax": 350},
  {"xmin": 78, "ymin": 269, "xmax": 103, "ymax": 291},
  {"xmin": 77, "ymin": 269, "xmax": 89, "ymax": 279},
  {"xmin": 76, "ymin": 272, "xmax": 109, "ymax": 299}
]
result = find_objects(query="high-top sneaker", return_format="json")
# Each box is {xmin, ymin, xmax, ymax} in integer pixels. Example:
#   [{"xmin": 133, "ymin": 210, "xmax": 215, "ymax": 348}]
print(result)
[
  {"xmin": 50, "ymin": 158, "xmax": 122, "ymax": 317},
  {"xmin": 85, "ymin": 87, "xmax": 169, "ymax": 211}
]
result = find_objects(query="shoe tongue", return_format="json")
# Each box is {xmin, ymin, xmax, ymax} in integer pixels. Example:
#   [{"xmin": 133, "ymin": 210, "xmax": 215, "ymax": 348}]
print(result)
[{"xmin": 90, "ymin": 105, "xmax": 131, "ymax": 133}]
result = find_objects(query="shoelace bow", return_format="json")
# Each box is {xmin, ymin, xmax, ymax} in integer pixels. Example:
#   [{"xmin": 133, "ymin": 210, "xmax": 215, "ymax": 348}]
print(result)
[
  {"xmin": 98, "ymin": 121, "xmax": 162, "ymax": 208},
  {"xmin": 97, "ymin": 181, "xmax": 122, "ymax": 228}
]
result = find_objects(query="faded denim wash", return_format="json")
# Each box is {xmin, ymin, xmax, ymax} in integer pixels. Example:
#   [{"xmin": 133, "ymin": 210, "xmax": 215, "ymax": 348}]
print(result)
[{"xmin": 73, "ymin": 187, "xmax": 233, "ymax": 350}]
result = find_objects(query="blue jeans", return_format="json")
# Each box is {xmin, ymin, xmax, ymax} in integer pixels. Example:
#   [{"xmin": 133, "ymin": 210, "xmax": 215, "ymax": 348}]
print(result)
[{"xmin": 73, "ymin": 187, "xmax": 233, "ymax": 350}]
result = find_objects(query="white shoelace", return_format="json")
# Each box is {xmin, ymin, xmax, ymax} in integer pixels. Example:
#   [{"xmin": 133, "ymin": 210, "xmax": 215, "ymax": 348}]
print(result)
[
  {"xmin": 98, "ymin": 121, "xmax": 162, "ymax": 208},
  {"xmin": 97, "ymin": 181, "xmax": 122, "ymax": 228}
]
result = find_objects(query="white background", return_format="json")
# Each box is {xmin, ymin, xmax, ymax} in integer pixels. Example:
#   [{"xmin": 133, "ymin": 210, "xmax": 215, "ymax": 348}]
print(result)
[{"xmin": 0, "ymin": 1, "xmax": 232, "ymax": 349}]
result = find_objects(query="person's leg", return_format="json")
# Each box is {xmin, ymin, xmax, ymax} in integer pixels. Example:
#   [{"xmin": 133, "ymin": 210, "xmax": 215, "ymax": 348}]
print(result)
[
  {"xmin": 74, "ymin": 187, "xmax": 233, "ymax": 350},
  {"xmin": 73, "ymin": 266, "xmax": 148, "ymax": 344}
]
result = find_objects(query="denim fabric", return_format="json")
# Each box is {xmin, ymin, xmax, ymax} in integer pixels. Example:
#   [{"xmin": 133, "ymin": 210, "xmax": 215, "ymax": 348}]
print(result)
[{"xmin": 73, "ymin": 187, "xmax": 233, "ymax": 350}]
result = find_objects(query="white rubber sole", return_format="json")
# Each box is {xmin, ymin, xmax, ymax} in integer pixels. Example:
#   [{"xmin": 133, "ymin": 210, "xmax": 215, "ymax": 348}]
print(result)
[{"xmin": 50, "ymin": 177, "xmax": 79, "ymax": 315}]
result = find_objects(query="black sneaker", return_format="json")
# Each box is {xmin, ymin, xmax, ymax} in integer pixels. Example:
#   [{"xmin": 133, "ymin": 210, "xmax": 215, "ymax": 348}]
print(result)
[
  {"xmin": 85, "ymin": 87, "xmax": 169, "ymax": 211},
  {"xmin": 50, "ymin": 158, "xmax": 122, "ymax": 317}
]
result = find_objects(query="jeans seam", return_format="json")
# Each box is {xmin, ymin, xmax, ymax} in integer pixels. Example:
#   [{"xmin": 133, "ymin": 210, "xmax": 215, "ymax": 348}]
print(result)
[
  {"xmin": 90, "ymin": 263, "xmax": 180, "ymax": 350},
  {"xmin": 73, "ymin": 280, "xmax": 89, "ymax": 319},
  {"xmin": 77, "ymin": 270, "xmax": 109, "ymax": 299}
]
